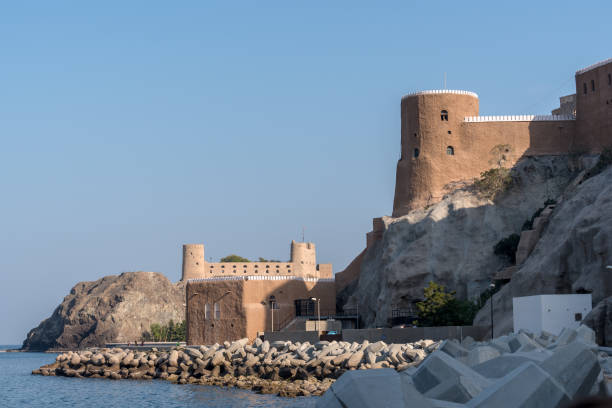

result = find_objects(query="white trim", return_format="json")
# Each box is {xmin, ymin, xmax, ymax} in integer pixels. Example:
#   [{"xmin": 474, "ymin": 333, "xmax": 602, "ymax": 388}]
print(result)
[
  {"xmin": 402, "ymin": 90, "xmax": 479, "ymax": 99},
  {"xmin": 187, "ymin": 276, "xmax": 334, "ymax": 283},
  {"xmin": 576, "ymin": 58, "xmax": 612, "ymax": 75},
  {"xmin": 464, "ymin": 114, "xmax": 575, "ymax": 123}
]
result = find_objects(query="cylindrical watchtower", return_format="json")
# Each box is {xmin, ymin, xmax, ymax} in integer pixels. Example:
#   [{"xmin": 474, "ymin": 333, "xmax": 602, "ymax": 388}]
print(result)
[
  {"xmin": 393, "ymin": 90, "xmax": 479, "ymax": 216},
  {"xmin": 290, "ymin": 240, "xmax": 316, "ymax": 277},
  {"xmin": 182, "ymin": 244, "xmax": 205, "ymax": 281}
]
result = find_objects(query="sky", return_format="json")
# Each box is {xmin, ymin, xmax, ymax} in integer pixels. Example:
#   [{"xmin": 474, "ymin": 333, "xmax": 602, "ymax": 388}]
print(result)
[{"xmin": 0, "ymin": 1, "xmax": 610, "ymax": 344}]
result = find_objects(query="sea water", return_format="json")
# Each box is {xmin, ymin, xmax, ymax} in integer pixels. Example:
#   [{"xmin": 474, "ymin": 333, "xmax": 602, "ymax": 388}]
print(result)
[{"xmin": 0, "ymin": 346, "xmax": 317, "ymax": 408}]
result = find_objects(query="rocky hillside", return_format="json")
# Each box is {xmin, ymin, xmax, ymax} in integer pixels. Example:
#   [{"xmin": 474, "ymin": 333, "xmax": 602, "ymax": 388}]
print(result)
[
  {"xmin": 342, "ymin": 156, "xmax": 582, "ymax": 328},
  {"xmin": 22, "ymin": 272, "xmax": 185, "ymax": 351},
  {"xmin": 474, "ymin": 162, "xmax": 612, "ymax": 336}
]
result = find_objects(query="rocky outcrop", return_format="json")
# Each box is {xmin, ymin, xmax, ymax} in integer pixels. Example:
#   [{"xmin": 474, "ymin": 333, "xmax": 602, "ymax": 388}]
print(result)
[
  {"xmin": 22, "ymin": 272, "xmax": 185, "ymax": 351},
  {"xmin": 474, "ymin": 164, "xmax": 612, "ymax": 336},
  {"xmin": 32, "ymin": 338, "xmax": 443, "ymax": 397},
  {"xmin": 583, "ymin": 297, "xmax": 612, "ymax": 347},
  {"xmin": 343, "ymin": 156, "xmax": 579, "ymax": 327},
  {"xmin": 318, "ymin": 325, "xmax": 612, "ymax": 407}
]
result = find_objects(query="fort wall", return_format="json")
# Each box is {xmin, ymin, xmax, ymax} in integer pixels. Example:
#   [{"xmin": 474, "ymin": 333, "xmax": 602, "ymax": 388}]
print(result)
[
  {"xmin": 575, "ymin": 58, "xmax": 612, "ymax": 152},
  {"xmin": 186, "ymin": 276, "xmax": 335, "ymax": 345}
]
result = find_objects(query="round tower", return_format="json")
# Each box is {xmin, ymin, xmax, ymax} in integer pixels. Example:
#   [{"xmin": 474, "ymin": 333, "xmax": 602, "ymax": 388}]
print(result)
[
  {"xmin": 182, "ymin": 244, "xmax": 205, "ymax": 281},
  {"xmin": 290, "ymin": 240, "xmax": 316, "ymax": 277},
  {"xmin": 393, "ymin": 90, "xmax": 479, "ymax": 216}
]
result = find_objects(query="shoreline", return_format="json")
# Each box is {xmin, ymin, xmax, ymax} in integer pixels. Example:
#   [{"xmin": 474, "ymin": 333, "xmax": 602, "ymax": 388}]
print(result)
[{"xmin": 32, "ymin": 338, "xmax": 440, "ymax": 397}]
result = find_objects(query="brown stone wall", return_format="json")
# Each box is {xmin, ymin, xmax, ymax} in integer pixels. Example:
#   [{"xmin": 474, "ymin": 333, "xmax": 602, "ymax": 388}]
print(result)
[
  {"xmin": 335, "ymin": 249, "xmax": 365, "ymax": 293},
  {"xmin": 576, "ymin": 60, "xmax": 612, "ymax": 151},
  {"xmin": 186, "ymin": 280, "xmax": 246, "ymax": 346},
  {"xmin": 186, "ymin": 278, "xmax": 336, "ymax": 345}
]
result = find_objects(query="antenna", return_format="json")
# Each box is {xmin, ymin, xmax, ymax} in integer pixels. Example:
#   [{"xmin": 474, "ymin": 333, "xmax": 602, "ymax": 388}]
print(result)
[
  {"xmin": 302, "ymin": 226, "xmax": 305, "ymax": 242},
  {"xmin": 444, "ymin": 72, "xmax": 447, "ymax": 89}
]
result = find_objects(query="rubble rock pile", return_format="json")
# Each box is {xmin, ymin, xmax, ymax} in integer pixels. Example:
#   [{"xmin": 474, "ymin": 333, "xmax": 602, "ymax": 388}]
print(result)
[
  {"xmin": 317, "ymin": 325, "xmax": 612, "ymax": 407},
  {"xmin": 32, "ymin": 337, "xmax": 442, "ymax": 397}
]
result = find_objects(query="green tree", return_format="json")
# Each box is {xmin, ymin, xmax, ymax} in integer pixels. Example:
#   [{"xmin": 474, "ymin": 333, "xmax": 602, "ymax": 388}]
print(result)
[
  {"xmin": 258, "ymin": 257, "xmax": 281, "ymax": 262},
  {"xmin": 415, "ymin": 281, "xmax": 478, "ymax": 327},
  {"xmin": 143, "ymin": 320, "xmax": 186, "ymax": 342},
  {"xmin": 220, "ymin": 254, "xmax": 250, "ymax": 262}
]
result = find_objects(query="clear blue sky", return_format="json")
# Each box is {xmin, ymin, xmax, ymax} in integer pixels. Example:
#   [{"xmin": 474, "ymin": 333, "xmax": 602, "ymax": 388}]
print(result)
[{"xmin": 0, "ymin": 1, "xmax": 609, "ymax": 344}]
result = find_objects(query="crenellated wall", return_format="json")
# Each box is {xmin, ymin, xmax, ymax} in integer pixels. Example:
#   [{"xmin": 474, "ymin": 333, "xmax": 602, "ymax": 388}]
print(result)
[{"xmin": 180, "ymin": 240, "xmax": 331, "ymax": 281}]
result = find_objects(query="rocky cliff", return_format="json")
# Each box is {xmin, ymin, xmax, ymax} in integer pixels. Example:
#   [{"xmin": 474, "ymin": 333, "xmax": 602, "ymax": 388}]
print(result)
[
  {"xmin": 473, "ymin": 162, "xmax": 612, "ymax": 336},
  {"xmin": 342, "ymin": 156, "xmax": 582, "ymax": 327},
  {"xmin": 22, "ymin": 272, "xmax": 185, "ymax": 351}
]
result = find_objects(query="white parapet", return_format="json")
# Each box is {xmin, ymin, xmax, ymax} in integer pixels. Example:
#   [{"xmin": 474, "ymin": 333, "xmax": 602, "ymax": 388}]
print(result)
[
  {"xmin": 464, "ymin": 114, "xmax": 575, "ymax": 123},
  {"xmin": 576, "ymin": 57, "xmax": 612, "ymax": 75},
  {"xmin": 402, "ymin": 89, "xmax": 479, "ymax": 99}
]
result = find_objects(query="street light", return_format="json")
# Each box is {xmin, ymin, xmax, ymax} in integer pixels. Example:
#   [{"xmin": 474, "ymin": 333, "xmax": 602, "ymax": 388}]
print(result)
[
  {"xmin": 311, "ymin": 297, "xmax": 321, "ymax": 332},
  {"xmin": 489, "ymin": 283, "xmax": 496, "ymax": 340}
]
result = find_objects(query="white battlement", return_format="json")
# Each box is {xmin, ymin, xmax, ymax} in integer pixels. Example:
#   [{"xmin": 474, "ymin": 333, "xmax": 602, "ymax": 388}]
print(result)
[
  {"xmin": 402, "ymin": 89, "xmax": 479, "ymax": 99},
  {"xmin": 464, "ymin": 114, "xmax": 575, "ymax": 123},
  {"xmin": 576, "ymin": 57, "xmax": 612, "ymax": 75},
  {"xmin": 187, "ymin": 275, "xmax": 334, "ymax": 283}
]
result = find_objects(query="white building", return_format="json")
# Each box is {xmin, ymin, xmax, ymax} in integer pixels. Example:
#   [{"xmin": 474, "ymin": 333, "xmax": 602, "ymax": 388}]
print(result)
[{"xmin": 513, "ymin": 294, "xmax": 592, "ymax": 336}]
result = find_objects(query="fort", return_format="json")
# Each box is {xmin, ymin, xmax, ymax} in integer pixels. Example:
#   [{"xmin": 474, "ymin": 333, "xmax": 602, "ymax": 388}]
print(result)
[
  {"xmin": 183, "ymin": 241, "xmax": 335, "ymax": 344},
  {"xmin": 393, "ymin": 58, "xmax": 612, "ymax": 215},
  {"xmin": 337, "ymin": 57, "xmax": 612, "ymax": 292}
]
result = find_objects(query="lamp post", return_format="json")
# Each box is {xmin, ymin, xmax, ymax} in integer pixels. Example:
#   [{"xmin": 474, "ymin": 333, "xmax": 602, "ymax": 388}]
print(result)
[
  {"xmin": 489, "ymin": 283, "xmax": 496, "ymax": 340},
  {"xmin": 311, "ymin": 297, "xmax": 320, "ymax": 332},
  {"xmin": 270, "ymin": 300, "xmax": 276, "ymax": 332}
]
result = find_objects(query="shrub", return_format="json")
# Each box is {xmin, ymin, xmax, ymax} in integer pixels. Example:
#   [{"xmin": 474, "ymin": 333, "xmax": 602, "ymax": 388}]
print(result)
[
  {"xmin": 220, "ymin": 254, "xmax": 250, "ymax": 262},
  {"xmin": 143, "ymin": 320, "xmax": 185, "ymax": 342},
  {"xmin": 415, "ymin": 281, "xmax": 478, "ymax": 327},
  {"xmin": 493, "ymin": 233, "xmax": 520, "ymax": 263},
  {"xmin": 474, "ymin": 167, "xmax": 514, "ymax": 200}
]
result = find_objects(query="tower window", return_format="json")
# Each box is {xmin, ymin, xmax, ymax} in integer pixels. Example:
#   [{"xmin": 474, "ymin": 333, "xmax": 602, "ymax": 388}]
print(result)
[
  {"xmin": 441, "ymin": 110, "xmax": 449, "ymax": 121},
  {"xmin": 204, "ymin": 303, "xmax": 210, "ymax": 320},
  {"xmin": 591, "ymin": 80, "xmax": 595, "ymax": 91},
  {"xmin": 608, "ymin": 73, "xmax": 611, "ymax": 85},
  {"xmin": 214, "ymin": 302, "xmax": 220, "ymax": 319},
  {"xmin": 584, "ymin": 83, "xmax": 587, "ymax": 94},
  {"xmin": 414, "ymin": 148, "xmax": 420, "ymax": 158},
  {"xmin": 413, "ymin": 133, "xmax": 417, "ymax": 137},
  {"xmin": 446, "ymin": 146, "xmax": 455, "ymax": 155},
  {"xmin": 448, "ymin": 130, "xmax": 452, "ymax": 134}
]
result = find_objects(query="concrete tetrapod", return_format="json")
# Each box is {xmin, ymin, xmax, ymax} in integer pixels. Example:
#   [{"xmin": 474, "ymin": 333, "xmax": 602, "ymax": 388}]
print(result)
[
  {"xmin": 539, "ymin": 340, "xmax": 601, "ymax": 400},
  {"xmin": 466, "ymin": 362, "xmax": 570, "ymax": 408},
  {"xmin": 314, "ymin": 368, "xmax": 434, "ymax": 408},
  {"xmin": 471, "ymin": 351, "xmax": 551, "ymax": 379},
  {"xmin": 412, "ymin": 351, "xmax": 490, "ymax": 394}
]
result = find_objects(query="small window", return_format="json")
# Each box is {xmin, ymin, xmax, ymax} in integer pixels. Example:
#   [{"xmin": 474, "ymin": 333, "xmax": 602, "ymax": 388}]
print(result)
[
  {"xmin": 608, "ymin": 73, "xmax": 611, "ymax": 85},
  {"xmin": 591, "ymin": 80, "xmax": 595, "ymax": 91},
  {"xmin": 414, "ymin": 148, "xmax": 420, "ymax": 158},
  {"xmin": 214, "ymin": 303, "xmax": 220, "ymax": 319},
  {"xmin": 584, "ymin": 83, "xmax": 587, "ymax": 94},
  {"xmin": 204, "ymin": 303, "xmax": 210, "ymax": 320},
  {"xmin": 575, "ymin": 313, "xmax": 582, "ymax": 321},
  {"xmin": 441, "ymin": 110, "xmax": 448, "ymax": 121},
  {"xmin": 448, "ymin": 130, "xmax": 452, "ymax": 134},
  {"xmin": 446, "ymin": 146, "xmax": 455, "ymax": 155},
  {"xmin": 413, "ymin": 133, "xmax": 417, "ymax": 137}
]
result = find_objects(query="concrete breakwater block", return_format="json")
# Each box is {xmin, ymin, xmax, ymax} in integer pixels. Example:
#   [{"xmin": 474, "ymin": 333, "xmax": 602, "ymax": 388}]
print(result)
[
  {"xmin": 318, "ymin": 324, "xmax": 607, "ymax": 407},
  {"xmin": 315, "ymin": 368, "xmax": 433, "ymax": 408},
  {"xmin": 412, "ymin": 351, "xmax": 489, "ymax": 394},
  {"xmin": 466, "ymin": 362, "xmax": 570, "ymax": 408}
]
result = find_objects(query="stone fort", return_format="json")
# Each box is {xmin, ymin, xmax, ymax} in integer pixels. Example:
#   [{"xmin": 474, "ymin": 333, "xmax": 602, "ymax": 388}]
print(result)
[
  {"xmin": 393, "ymin": 58, "xmax": 612, "ymax": 216},
  {"xmin": 183, "ymin": 241, "xmax": 335, "ymax": 344},
  {"xmin": 337, "ymin": 57, "xmax": 612, "ymax": 292}
]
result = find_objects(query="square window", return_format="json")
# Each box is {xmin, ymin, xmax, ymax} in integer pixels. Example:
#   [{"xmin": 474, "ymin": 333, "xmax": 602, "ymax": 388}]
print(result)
[{"xmin": 575, "ymin": 313, "xmax": 582, "ymax": 321}]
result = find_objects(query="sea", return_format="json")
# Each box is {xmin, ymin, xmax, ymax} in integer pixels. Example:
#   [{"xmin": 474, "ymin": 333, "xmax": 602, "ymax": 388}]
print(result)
[{"xmin": 0, "ymin": 345, "xmax": 317, "ymax": 408}]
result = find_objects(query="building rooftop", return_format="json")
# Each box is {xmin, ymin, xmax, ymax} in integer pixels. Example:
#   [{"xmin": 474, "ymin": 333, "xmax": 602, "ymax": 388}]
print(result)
[{"xmin": 575, "ymin": 57, "xmax": 612, "ymax": 75}]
